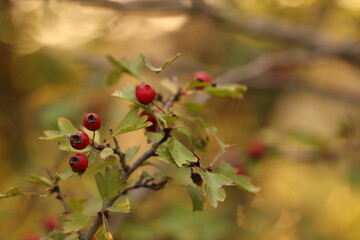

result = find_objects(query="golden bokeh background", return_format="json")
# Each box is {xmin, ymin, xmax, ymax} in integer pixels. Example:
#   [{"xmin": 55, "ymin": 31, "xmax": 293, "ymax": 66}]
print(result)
[{"xmin": 1, "ymin": 0, "xmax": 360, "ymax": 239}]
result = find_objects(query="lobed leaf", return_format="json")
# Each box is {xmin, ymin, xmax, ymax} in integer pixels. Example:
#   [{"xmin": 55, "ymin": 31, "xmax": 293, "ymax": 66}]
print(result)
[
  {"xmin": 186, "ymin": 185, "xmax": 204, "ymax": 212},
  {"xmin": 113, "ymin": 107, "xmax": 153, "ymax": 136},
  {"xmin": 67, "ymin": 197, "xmax": 87, "ymax": 212},
  {"xmin": 62, "ymin": 212, "xmax": 91, "ymax": 233},
  {"xmin": 107, "ymin": 196, "xmax": 131, "ymax": 213},
  {"xmin": 100, "ymin": 148, "xmax": 114, "ymax": 159},
  {"xmin": 168, "ymin": 139, "xmax": 197, "ymax": 167},
  {"xmin": 156, "ymin": 145, "xmax": 175, "ymax": 165},
  {"xmin": 141, "ymin": 53, "xmax": 180, "ymax": 73},
  {"xmin": 218, "ymin": 162, "xmax": 260, "ymax": 194},
  {"xmin": 197, "ymin": 169, "xmax": 234, "ymax": 208},
  {"xmin": 95, "ymin": 167, "xmax": 124, "ymax": 202},
  {"xmin": 58, "ymin": 118, "xmax": 78, "ymax": 136}
]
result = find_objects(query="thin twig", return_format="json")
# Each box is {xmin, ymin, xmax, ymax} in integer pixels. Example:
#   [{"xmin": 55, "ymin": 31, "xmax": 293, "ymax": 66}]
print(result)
[
  {"xmin": 109, "ymin": 128, "xmax": 128, "ymax": 172},
  {"xmin": 83, "ymin": 128, "xmax": 172, "ymax": 239},
  {"xmin": 164, "ymin": 87, "xmax": 182, "ymax": 112}
]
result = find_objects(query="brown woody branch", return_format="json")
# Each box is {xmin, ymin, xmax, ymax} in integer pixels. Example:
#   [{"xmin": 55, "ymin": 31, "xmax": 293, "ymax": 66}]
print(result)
[
  {"xmin": 67, "ymin": 0, "xmax": 360, "ymax": 65},
  {"xmin": 83, "ymin": 127, "xmax": 172, "ymax": 240}
]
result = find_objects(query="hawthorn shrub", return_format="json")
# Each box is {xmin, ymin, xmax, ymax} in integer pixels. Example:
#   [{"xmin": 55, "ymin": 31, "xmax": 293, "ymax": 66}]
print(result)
[{"xmin": 0, "ymin": 54, "xmax": 259, "ymax": 240}]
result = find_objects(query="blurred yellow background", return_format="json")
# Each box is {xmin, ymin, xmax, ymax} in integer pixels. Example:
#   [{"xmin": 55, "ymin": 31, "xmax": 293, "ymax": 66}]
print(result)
[{"xmin": 1, "ymin": 0, "xmax": 360, "ymax": 239}]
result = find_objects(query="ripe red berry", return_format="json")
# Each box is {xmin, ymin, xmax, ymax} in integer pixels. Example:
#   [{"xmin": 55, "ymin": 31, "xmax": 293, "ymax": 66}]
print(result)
[
  {"xmin": 248, "ymin": 139, "xmax": 266, "ymax": 159},
  {"xmin": 140, "ymin": 111, "xmax": 157, "ymax": 132},
  {"xmin": 43, "ymin": 215, "xmax": 59, "ymax": 232},
  {"xmin": 135, "ymin": 84, "xmax": 156, "ymax": 104},
  {"xmin": 69, "ymin": 153, "xmax": 88, "ymax": 172},
  {"xmin": 83, "ymin": 113, "xmax": 102, "ymax": 131},
  {"xmin": 191, "ymin": 71, "xmax": 212, "ymax": 89},
  {"xmin": 70, "ymin": 131, "xmax": 89, "ymax": 150}
]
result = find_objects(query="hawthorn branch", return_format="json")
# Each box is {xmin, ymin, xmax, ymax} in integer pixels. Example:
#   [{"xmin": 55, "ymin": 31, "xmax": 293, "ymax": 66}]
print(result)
[
  {"xmin": 164, "ymin": 87, "xmax": 183, "ymax": 112},
  {"xmin": 121, "ymin": 176, "xmax": 169, "ymax": 194},
  {"xmin": 67, "ymin": 0, "xmax": 360, "ymax": 66},
  {"xmin": 83, "ymin": 128, "xmax": 172, "ymax": 240},
  {"xmin": 109, "ymin": 128, "xmax": 128, "ymax": 172}
]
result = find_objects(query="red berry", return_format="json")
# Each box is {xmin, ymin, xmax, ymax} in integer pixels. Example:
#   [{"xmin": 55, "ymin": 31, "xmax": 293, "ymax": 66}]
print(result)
[
  {"xmin": 191, "ymin": 71, "xmax": 212, "ymax": 89},
  {"xmin": 70, "ymin": 131, "xmax": 89, "ymax": 150},
  {"xmin": 248, "ymin": 139, "xmax": 266, "ymax": 159},
  {"xmin": 83, "ymin": 113, "xmax": 102, "ymax": 131},
  {"xmin": 24, "ymin": 234, "xmax": 40, "ymax": 240},
  {"xmin": 43, "ymin": 215, "xmax": 59, "ymax": 232},
  {"xmin": 135, "ymin": 84, "xmax": 156, "ymax": 104},
  {"xmin": 140, "ymin": 111, "xmax": 158, "ymax": 132},
  {"xmin": 69, "ymin": 153, "xmax": 88, "ymax": 172}
]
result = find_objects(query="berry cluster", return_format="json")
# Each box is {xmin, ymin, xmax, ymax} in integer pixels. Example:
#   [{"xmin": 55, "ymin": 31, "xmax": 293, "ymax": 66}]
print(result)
[{"xmin": 68, "ymin": 113, "xmax": 102, "ymax": 173}]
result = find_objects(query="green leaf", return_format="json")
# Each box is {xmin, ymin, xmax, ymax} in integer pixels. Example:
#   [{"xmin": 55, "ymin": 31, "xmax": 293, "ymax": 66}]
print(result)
[
  {"xmin": 62, "ymin": 212, "xmax": 91, "ymax": 233},
  {"xmin": 218, "ymin": 162, "xmax": 260, "ymax": 194},
  {"xmin": 156, "ymin": 145, "xmax": 175, "ymax": 165},
  {"xmin": 107, "ymin": 55, "xmax": 140, "ymax": 78},
  {"xmin": 81, "ymin": 127, "xmax": 101, "ymax": 145},
  {"xmin": 186, "ymin": 80, "xmax": 212, "ymax": 90},
  {"xmin": 96, "ymin": 156, "xmax": 118, "ymax": 172},
  {"xmin": 96, "ymin": 224, "xmax": 107, "ymax": 240},
  {"xmin": 145, "ymin": 132, "xmax": 163, "ymax": 142},
  {"xmin": 204, "ymin": 84, "xmax": 247, "ymax": 98},
  {"xmin": 57, "ymin": 169, "xmax": 75, "ymax": 180},
  {"xmin": 67, "ymin": 198, "xmax": 87, "ymax": 212},
  {"xmin": 58, "ymin": 139, "xmax": 92, "ymax": 153},
  {"xmin": 163, "ymin": 114, "xmax": 180, "ymax": 127},
  {"xmin": 198, "ymin": 169, "xmax": 234, "ymax": 208},
  {"xmin": 95, "ymin": 167, "xmax": 124, "ymax": 202},
  {"xmin": 0, "ymin": 187, "xmax": 23, "ymax": 199},
  {"xmin": 47, "ymin": 229, "xmax": 71, "ymax": 240},
  {"xmin": 58, "ymin": 118, "xmax": 78, "ymax": 136},
  {"xmin": 186, "ymin": 185, "xmax": 204, "ymax": 212},
  {"xmin": 112, "ymin": 84, "xmax": 138, "ymax": 103},
  {"xmin": 107, "ymin": 196, "xmax": 131, "ymax": 213},
  {"xmin": 107, "ymin": 69, "xmax": 123, "ymax": 85},
  {"xmin": 183, "ymin": 102, "xmax": 203, "ymax": 115},
  {"xmin": 96, "ymin": 224, "xmax": 114, "ymax": 240},
  {"xmin": 209, "ymin": 127, "xmax": 234, "ymax": 166},
  {"xmin": 125, "ymin": 146, "xmax": 140, "ymax": 162},
  {"xmin": 168, "ymin": 139, "xmax": 197, "ymax": 167},
  {"xmin": 141, "ymin": 53, "xmax": 181, "ymax": 73},
  {"xmin": 28, "ymin": 176, "xmax": 53, "ymax": 188},
  {"xmin": 160, "ymin": 79, "xmax": 178, "ymax": 94},
  {"xmin": 100, "ymin": 148, "xmax": 114, "ymax": 159},
  {"xmin": 40, "ymin": 130, "xmax": 64, "ymax": 140},
  {"xmin": 88, "ymin": 151, "xmax": 97, "ymax": 166},
  {"xmin": 113, "ymin": 107, "xmax": 153, "ymax": 136}
]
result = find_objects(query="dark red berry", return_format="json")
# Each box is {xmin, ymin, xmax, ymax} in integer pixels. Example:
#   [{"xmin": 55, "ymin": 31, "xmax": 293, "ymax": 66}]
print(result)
[
  {"xmin": 140, "ymin": 111, "xmax": 157, "ymax": 132},
  {"xmin": 192, "ymin": 71, "xmax": 212, "ymax": 89},
  {"xmin": 43, "ymin": 215, "xmax": 59, "ymax": 232},
  {"xmin": 136, "ymin": 84, "xmax": 156, "ymax": 104},
  {"xmin": 69, "ymin": 153, "xmax": 88, "ymax": 172},
  {"xmin": 70, "ymin": 131, "xmax": 89, "ymax": 150},
  {"xmin": 248, "ymin": 139, "xmax": 266, "ymax": 159},
  {"xmin": 83, "ymin": 113, "xmax": 102, "ymax": 131}
]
